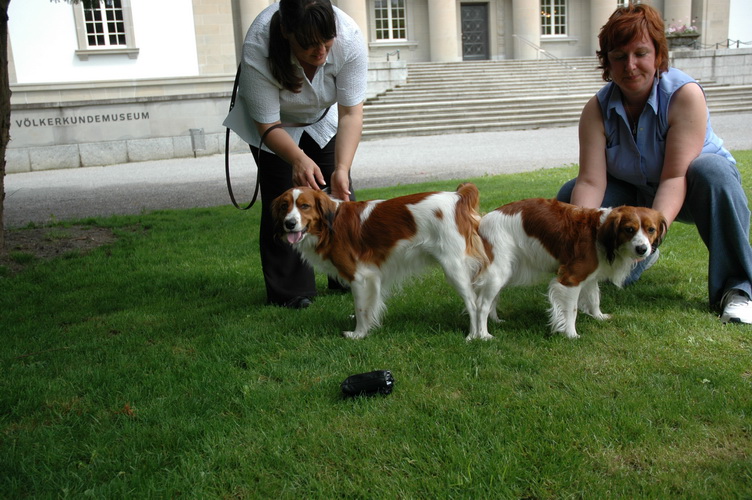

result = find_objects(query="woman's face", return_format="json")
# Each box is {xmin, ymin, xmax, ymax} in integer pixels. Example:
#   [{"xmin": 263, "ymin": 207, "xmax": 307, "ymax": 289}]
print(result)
[
  {"xmin": 607, "ymin": 30, "xmax": 658, "ymax": 99},
  {"xmin": 289, "ymin": 35, "xmax": 334, "ymax": 69}
]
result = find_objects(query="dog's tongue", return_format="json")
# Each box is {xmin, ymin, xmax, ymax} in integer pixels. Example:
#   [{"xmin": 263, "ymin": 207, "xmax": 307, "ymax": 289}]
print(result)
[{"xmin": 287, "ymin": 231, "xmax": 304, "ymax": 244}]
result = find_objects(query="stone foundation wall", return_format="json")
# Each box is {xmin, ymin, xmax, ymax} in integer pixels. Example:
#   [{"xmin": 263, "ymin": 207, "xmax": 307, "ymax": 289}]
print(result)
[
  {"xmin": 8, "ymin": 61, "xmax": 407, "ymax": 173},
  {"xmin": 671, "ymin": 48, "xmax": 752, "ymax": 85}
]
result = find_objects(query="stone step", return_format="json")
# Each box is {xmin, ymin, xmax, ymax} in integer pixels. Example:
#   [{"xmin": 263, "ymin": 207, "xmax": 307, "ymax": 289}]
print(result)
[
  {"xmin": 369, "ymin": 85, "xmax": 603, "ymax": 104},
  {"xmin": 363, "ymin": 108, "xmax": 584, "ymax": 132},
  {"xmin": 364, "ymin": 95, "xmax": 590, "ymax": 121},
  {"xmin": 364, "ymin": 87, "xmax": 752, "ymax": 120},
  {"xmin": 362, "ymin": 97, "xmax": 752, "ymax": 139},
  {"xmin": 361, "ymin": 60, "xmax": 752, "ymax": 139},
  {"xmin": 362, "ymin": 102, "xmax": 752, "ymax": 139},
  {"xmin": 406, "ymin": 67, "xmax": 599, "ymax": 77},
  {"xmin": 365, "ymin": 96, "xmax": 749, "ymax": 125},
  {"xmin": 404, "ymin": 57, "xmax": 597, "ymax": 71},
  {"xmin": 400, "ymin": 69, "xmax": 601, "ymax": 88},
  {"xmin": 397, "ymin": 73, "xmax": 601, "ymax": 85}
]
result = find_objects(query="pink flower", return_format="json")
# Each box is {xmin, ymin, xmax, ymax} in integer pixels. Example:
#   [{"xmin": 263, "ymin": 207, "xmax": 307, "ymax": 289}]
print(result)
[{"xmin": 665, "ymin": 18, "xmax": 699, "ymax": 35}]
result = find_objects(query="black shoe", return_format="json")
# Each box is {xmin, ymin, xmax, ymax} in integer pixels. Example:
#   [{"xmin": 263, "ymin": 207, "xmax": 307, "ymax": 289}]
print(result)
[{"xmin": 282, "ymin": 296, "xmax": 313, "ymax": 309}]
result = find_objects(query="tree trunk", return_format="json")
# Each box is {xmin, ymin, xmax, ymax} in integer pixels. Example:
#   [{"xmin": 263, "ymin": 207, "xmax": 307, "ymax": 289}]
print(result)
[{"xmin": 0, "ymin": 0, "xmax": 10, "ymax": 254}]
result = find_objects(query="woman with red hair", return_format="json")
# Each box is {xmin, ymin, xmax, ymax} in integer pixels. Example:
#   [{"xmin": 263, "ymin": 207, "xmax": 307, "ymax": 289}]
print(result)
[{"xmin": 557, "ymin": 3, "xmax": 752, "ymax": 323}]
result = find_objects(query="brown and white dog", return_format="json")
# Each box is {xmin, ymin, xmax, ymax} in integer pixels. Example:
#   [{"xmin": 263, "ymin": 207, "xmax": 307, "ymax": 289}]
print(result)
[
  {"xmin": 271, "ymin": 183, "xmax": 489, "ymax": 339},
  {"xmin": 471, "ymin": 198, "xmax": 667, "ymax": 340}
]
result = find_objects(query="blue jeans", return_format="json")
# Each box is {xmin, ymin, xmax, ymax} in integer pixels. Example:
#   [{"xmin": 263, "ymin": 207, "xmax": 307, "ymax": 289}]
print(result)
[{"xmin": 557, "ymin": 154, "xmax": 752, "ymax": 309}]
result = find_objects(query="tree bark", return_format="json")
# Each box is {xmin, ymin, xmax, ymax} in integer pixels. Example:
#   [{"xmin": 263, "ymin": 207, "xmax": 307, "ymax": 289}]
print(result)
[{"xmin": 0, "ymin": 0, "xmax": 10, "ymax": 254}]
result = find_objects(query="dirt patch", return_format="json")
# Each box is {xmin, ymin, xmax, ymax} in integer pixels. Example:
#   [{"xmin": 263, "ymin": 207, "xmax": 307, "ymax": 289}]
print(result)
[{"xmin": 1, "ymin": 226, "xmax": 118, "ymax": 274}]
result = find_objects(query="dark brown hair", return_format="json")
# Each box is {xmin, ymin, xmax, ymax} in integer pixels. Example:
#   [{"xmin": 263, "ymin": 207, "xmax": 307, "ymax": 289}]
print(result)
[
  {"xmin": 596, "ymin": 3, "xmax": 669, "ymax": 82},
  {"xmin": 268, "ymin": 0, "xmax": 337, "ymax": 93}
]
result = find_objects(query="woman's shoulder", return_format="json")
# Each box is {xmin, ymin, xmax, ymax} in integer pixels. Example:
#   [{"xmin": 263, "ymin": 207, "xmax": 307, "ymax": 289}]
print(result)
[
  {"xmin": 246, "ymin": 4, "xmax": 278, "ymax": 41},
  {"xmin": 243, "ymin": 4, "xmax": 279, "ymax": 60},
  {"xmin": 594, "ymin": 81, "xmax": 618, "ymax": 109},
  {"xmin": 581, "ymin": 94, "xmax": 605, "ymax": 124},
  {"xmin": 331, "ymin": 7, "xmax": 367, "ymax": 62},
  {"xmin": 659, "ymin": 67, "xmax": 697, "ymax": 92},
  {"xmin": 334, "ymin": 6, "xmax": 364, "ymax": 42}
]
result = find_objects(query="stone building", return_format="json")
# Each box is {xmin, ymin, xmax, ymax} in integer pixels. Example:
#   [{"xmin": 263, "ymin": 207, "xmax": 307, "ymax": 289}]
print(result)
[{"xmin": 5, "ymin": 0, "xmax": 741, "ymax": 171}]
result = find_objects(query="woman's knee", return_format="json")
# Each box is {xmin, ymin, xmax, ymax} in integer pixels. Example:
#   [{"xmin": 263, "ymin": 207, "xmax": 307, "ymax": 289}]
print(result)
[
  {"xmin": 687, "ymin": 154, "xmax": 740, "ymax": 187},
  {"xmin": 556, "ymin": 179, "xmax": 576, "ymax": 202}
]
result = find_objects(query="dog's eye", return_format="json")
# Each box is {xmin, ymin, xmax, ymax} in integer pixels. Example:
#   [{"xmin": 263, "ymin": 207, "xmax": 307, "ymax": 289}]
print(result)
[
  {"xmin": 647, "ymin": 226, "xmax": 656, "ymax": 234},
  {"xmin": 623, "ymin": 226, "xmax": 636, "ymax": 234},
  {"xmin": 299, "ymin": 203, "xmax": 311, "ymax": 210}
]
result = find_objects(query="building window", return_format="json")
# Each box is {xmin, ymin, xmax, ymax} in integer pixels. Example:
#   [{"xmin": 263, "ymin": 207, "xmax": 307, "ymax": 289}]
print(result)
[
  {"xmin": 541, "ymin": 0, "xmax": 567, "ymax": 36},
  {"xmin": 374, "ymin": 0, "xmax": 406, "ymax": 40},
  {"xmin": 84, "ymin": 0, "xmax": 127, "ymax": 47},
  {"xmin": 73, "ymin": 0, "xmax": 138, "ymax": 60}
]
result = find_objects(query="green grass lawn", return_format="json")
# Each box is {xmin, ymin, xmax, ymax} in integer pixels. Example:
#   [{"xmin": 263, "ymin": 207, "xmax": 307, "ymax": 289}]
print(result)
[{"xmin": 2, "ymin": 152, "xmax": 751, "ymax": 498}]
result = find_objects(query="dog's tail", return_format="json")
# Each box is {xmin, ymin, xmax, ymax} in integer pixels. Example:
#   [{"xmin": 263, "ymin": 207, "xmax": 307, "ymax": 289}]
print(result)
[{"xmin": 455, "ymin": 183, "xmax": 490, "ymax": 277}]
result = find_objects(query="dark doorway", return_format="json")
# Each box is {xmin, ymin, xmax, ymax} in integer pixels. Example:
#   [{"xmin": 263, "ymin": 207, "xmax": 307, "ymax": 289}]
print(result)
[{"xmin": 461, "ymin": 3, "xmax": 489, "ymax": 60}]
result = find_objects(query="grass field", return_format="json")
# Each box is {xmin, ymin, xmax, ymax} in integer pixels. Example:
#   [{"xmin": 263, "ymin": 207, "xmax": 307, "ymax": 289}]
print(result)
[{"xmin": 1, "ymin": 152, "xmax": 751, "ymax": 498}]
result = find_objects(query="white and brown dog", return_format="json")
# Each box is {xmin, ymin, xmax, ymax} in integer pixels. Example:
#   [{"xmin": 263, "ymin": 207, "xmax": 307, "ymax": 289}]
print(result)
[
  {"xmin": 471, "ymin": 198, "xmax": 667, "ymax": 340},
  {"xmin": 271, "ymin": 183, "xmax": 489, "ymax": 339}
]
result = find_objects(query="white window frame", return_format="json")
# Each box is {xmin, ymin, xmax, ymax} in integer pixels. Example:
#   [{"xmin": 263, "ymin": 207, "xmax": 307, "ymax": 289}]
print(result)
[
  {"xmin": 73, "ymin": 0, "xmax": 138, "ymax": 60},
  {"xmin": 541, "ymin": 0, "xmax": 568, "ymax": 37},
  {"xmin": 373, "ymin": 0, "xmax": 407, "ymax": 42}
]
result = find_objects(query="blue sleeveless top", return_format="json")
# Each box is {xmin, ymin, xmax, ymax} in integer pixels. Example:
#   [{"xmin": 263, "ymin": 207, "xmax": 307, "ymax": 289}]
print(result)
[{"xmin": 596, "ymin": 67, "xmax": 735, "ymax": 187}]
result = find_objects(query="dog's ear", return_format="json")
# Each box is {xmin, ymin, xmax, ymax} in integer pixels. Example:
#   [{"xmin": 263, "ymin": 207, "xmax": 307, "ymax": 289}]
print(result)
[
  {"xmin": 652, "ymin": 212, "xmax": 668, "ymax": 250},
  {"xmin": 597, "ymin": 209, "xmax": 621, "ymax": 264},
  {"xmin": 314, "ymin": 190, "xmax": 339, "ymax": 233},
  {"xmin": 271, "ymin": 191, "xmax": 291, "ymax": 237}
]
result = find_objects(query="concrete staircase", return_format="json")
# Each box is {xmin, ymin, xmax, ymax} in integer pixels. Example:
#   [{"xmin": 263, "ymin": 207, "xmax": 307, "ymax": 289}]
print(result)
[{"xmin": 362, "ymin": 57, "xmax": 752, "ymax": 139}]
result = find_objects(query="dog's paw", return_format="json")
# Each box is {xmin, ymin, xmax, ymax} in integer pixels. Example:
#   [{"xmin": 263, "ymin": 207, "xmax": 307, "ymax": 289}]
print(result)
[
  {"xmin": 466, "ymin": 332, "xmax": 495, "ymax": 342},
  {"xmin": 551, "ymin": 326, "xmax": 580, "ymax": 339},
  {"xmin": 582, "ymin": 308, "xmax": 611, "ymax": 321},
  {"xmin": 342, "ymin": 330, "xmax": 368, "ymax": 340},
  {"xmin": 489, "ymin": 312, "xmax": 504, "ymax": 324}
]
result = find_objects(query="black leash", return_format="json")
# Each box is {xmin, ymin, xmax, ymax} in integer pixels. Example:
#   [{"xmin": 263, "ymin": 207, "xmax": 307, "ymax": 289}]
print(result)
[{"xmin": 224, "ymin": 63, "xmax": 330, "ymax": 210}]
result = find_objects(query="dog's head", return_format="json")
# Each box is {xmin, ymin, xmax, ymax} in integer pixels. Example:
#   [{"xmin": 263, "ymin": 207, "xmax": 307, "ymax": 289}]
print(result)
[
  {"xmin": 271, "ymin": 187, "xmax": 339, "ymax": 245},
  {"xmin": 598, "ymin": 206, "xmax": 667, "ymax": 263}
]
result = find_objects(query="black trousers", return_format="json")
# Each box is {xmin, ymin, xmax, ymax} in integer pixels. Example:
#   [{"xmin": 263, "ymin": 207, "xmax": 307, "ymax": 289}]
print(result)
[{"xmin": 253, "ymin": 132, "xmax": 354, "ymax": 305}]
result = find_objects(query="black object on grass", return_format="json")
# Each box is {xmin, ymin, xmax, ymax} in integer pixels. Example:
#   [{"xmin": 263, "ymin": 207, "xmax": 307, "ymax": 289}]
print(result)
[{"xmin": 341, "ymin": 370, "xmax": 394, "ymax": 397}]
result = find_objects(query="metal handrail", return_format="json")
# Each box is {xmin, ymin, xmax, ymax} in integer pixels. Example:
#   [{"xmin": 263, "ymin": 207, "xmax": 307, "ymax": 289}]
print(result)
[
  {"xmin": 386, "ymin": 49, "xmax": 400, "ymax": 61},
  {"xmin": 512, "ymin": 34, "xmax": 577, "ymax": 70}
]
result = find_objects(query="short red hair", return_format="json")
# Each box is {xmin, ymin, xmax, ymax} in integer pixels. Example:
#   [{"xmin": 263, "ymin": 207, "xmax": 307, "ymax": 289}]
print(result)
[{"xmin": 596, "ymin": 3, "xmax": 669, "ymax": 82}]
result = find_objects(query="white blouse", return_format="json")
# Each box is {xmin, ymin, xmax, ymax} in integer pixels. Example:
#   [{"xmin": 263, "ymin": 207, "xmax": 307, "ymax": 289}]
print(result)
[{"xmin": 223, "ymin": 3, "xmax": 368, "ymax": 152}]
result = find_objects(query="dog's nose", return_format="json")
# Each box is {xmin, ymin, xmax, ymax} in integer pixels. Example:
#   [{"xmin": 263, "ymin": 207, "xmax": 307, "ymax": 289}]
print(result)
[
  {"xmin": 284, "ymin": 219, "xmax": 297, "ymax": 230},
  {"xmin": 635, "ymin": 244, "xmax": 648, "ymax": 256}
]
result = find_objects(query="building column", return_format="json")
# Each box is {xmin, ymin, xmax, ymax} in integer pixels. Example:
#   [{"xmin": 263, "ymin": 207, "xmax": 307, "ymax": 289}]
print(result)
[
  {"xmin": 590, "ymin": 0, "xmax": 615, "ymax": 57},
  {"xmin": 337, "ymin": 0, "xmax": 368, "ymax": 45},
  {"xmin": 427, "ymin": 0, "xmax": 460, "ymax": 62},
  {"xmin": 238, "ymin": 0, "xmax": 270, "ymax": 35},
  {"xmin": 664, "ymin": 0, "xmax": 693, "ymax": 29},
  {"xmin": 512, "ymin": 0, "xmax": 540, "ymax": 60}
]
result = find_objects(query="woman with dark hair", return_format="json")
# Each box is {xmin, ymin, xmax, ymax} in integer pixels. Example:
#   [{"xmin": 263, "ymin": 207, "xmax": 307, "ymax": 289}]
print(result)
[
  {"xmin": 557, "ymin": 3, "xmax": 752, "ymax": 323},
  {"xmin": 224, "ymin": 0, "xmax": 367, "ymax": 309}
]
